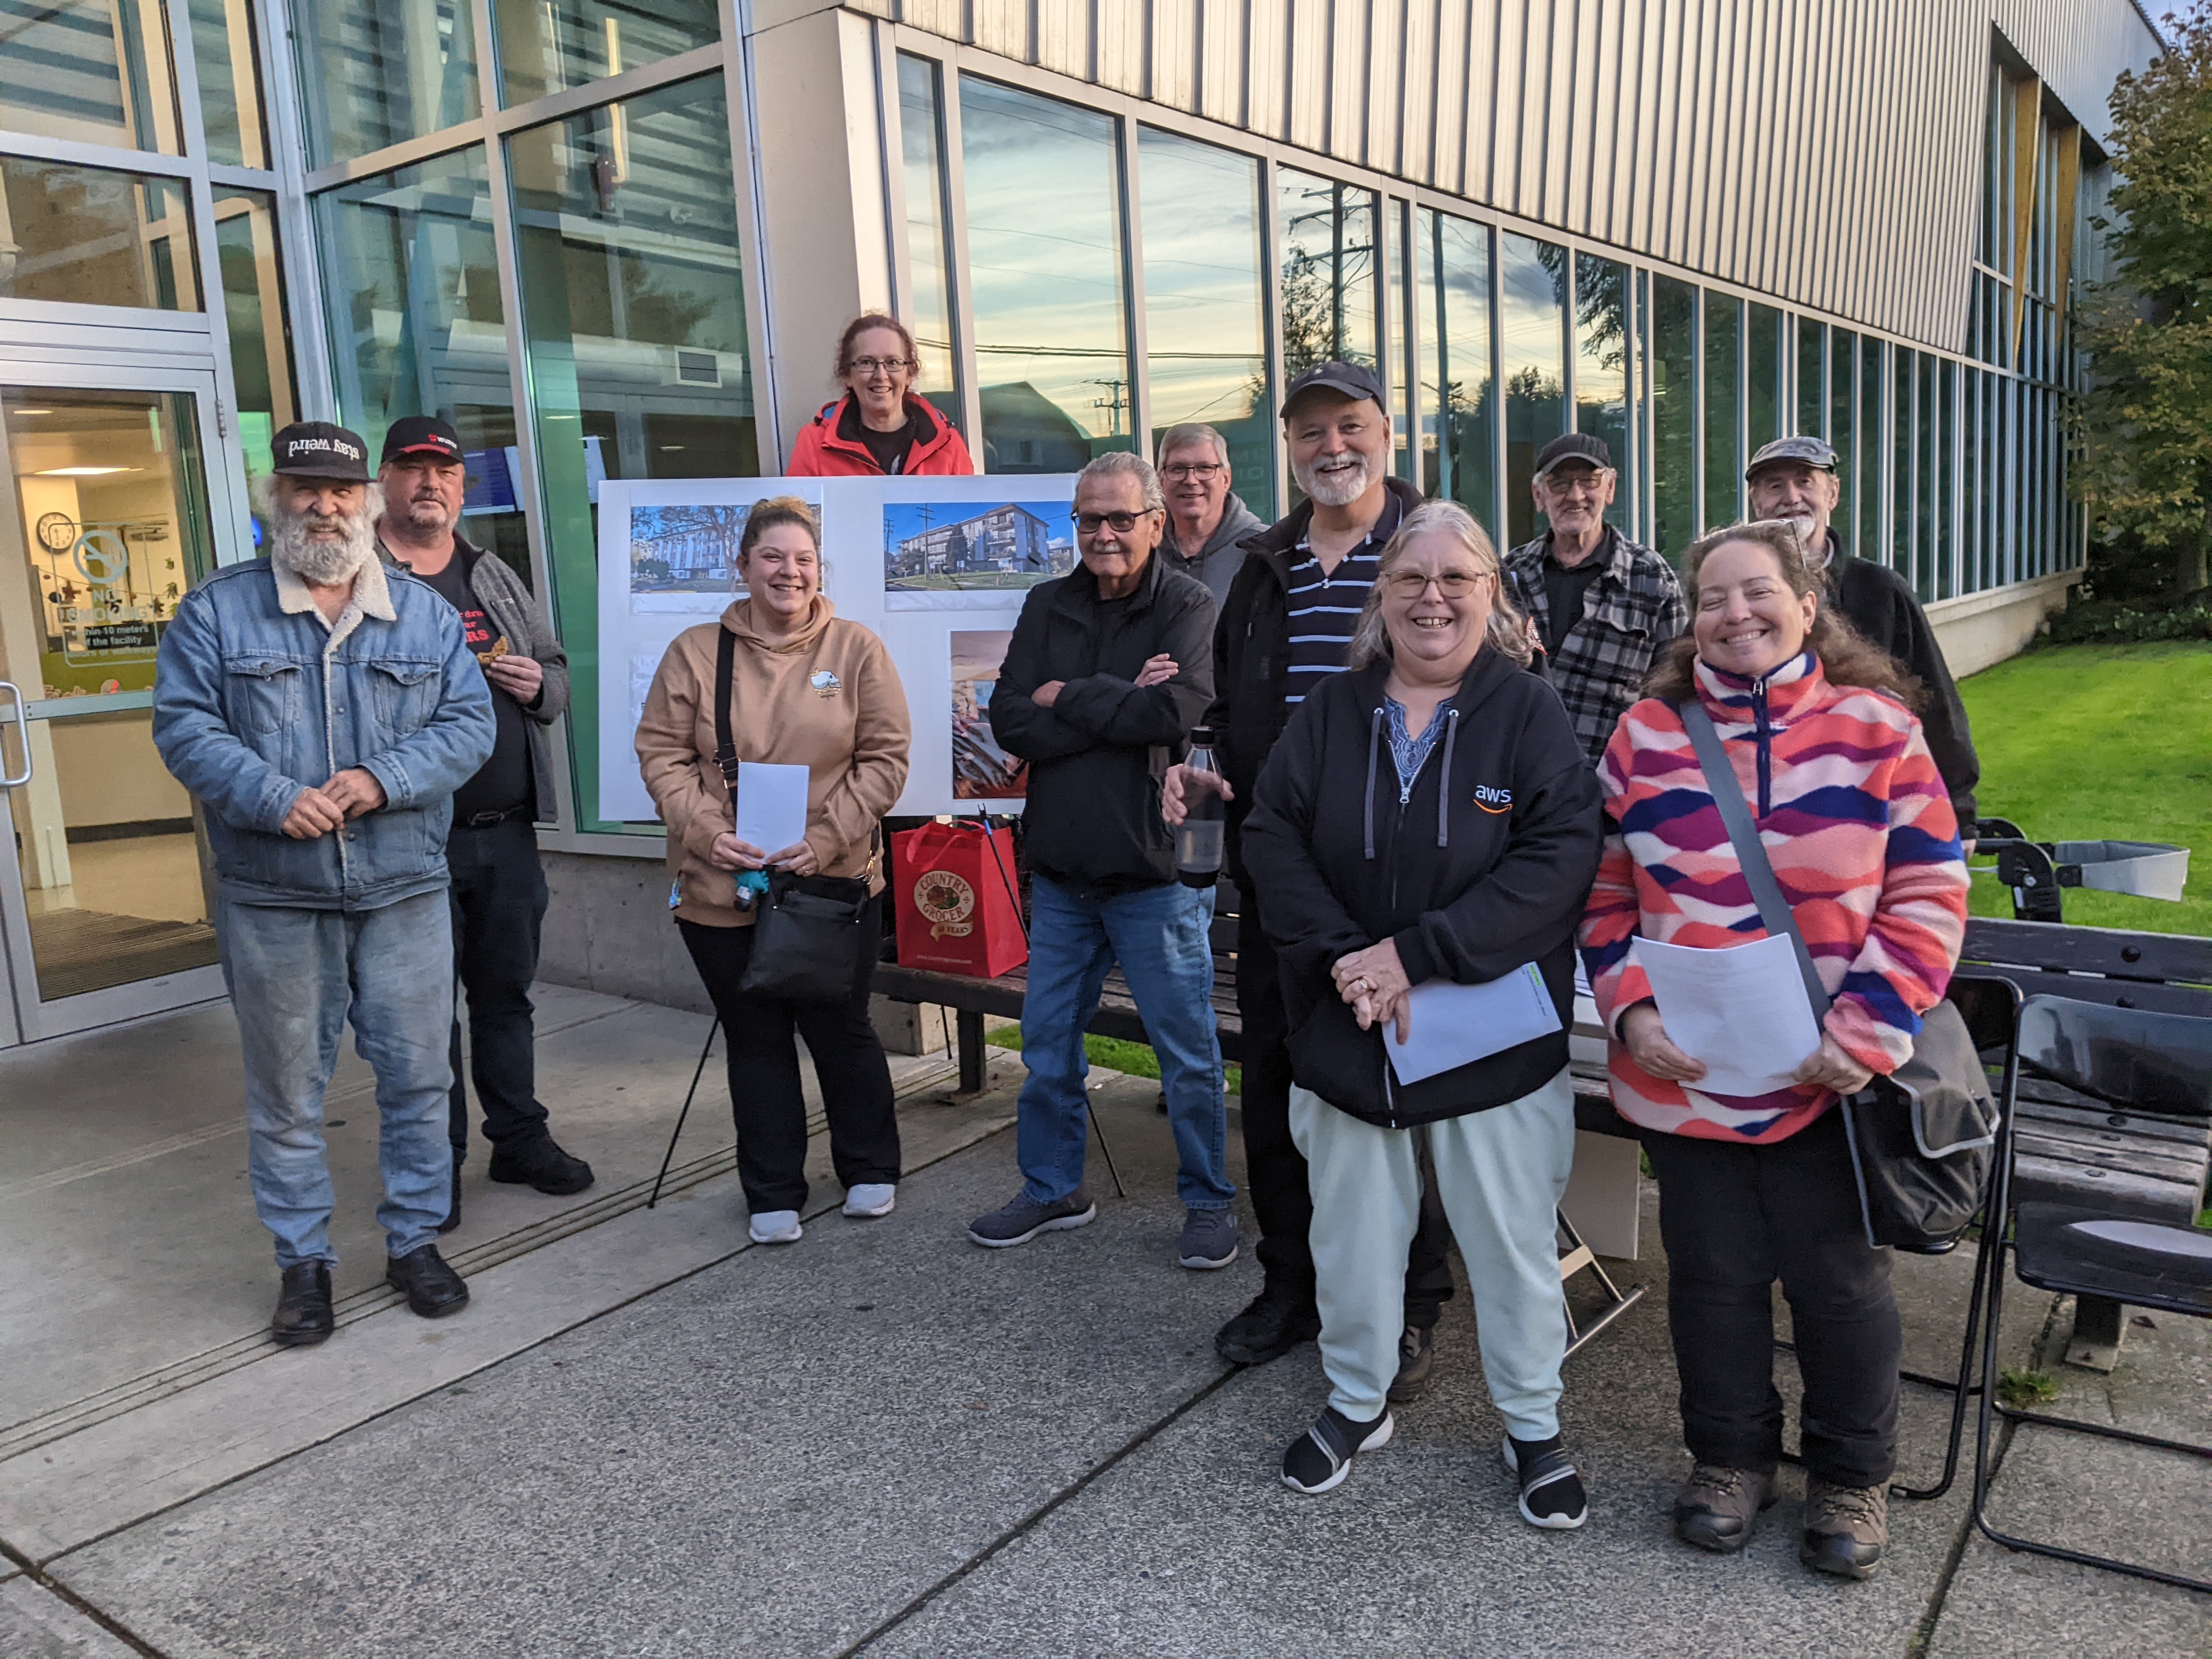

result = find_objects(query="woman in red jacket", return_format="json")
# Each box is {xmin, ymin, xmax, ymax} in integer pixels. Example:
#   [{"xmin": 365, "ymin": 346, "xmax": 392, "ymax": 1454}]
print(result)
[{"xmin": 787, "ymin": 314, "xmax": 976, "ymax": 477}]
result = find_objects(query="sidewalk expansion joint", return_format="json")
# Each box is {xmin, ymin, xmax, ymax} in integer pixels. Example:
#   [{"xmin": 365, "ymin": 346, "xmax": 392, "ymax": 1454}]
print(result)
[{"xmin": 1, "ymin": 1538, "xmax": 175, "ymax": 1658}]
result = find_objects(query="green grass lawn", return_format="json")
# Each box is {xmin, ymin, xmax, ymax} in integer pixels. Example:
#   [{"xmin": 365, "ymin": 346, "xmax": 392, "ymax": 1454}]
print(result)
[
  {"xmin": 1957, "ymin": 640, "xmax": 2212, "ymax": 938},
  {"xmin": 986, "ymin": 1025, "xmax": 1243, "ymax": 1097}
]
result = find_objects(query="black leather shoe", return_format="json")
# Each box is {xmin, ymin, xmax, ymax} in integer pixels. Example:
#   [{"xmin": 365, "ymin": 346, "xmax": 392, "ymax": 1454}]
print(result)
[
  {"xmin": 1215, "ymin": 1280, "xmax": 1322, "ymax": 1366},
  {"xmin": 271, "ymin": 1261, "xmax": 334, "ymax": 1347},
  {"xmin": 1388, "ymin": 1323, "xmax": 1436, "ymax": 1402},
  {"xmin": 386, "ymin": 1244, "xmax": 470, "ymax": 1318},
  {"xmin": 488, "ymin": 1135, "xmax": 595, "ymax": 1196},
  {"xmin": 436, "ymin": 1163, "xmax": 462, "ymax": 1235}
]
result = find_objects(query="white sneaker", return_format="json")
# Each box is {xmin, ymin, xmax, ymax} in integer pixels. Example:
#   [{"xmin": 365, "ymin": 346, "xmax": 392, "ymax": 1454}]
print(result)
[
  {"xmin": 748, "ymin": 1210, "xmax": 803, "ymax": 1245},
  {"xmin": 843, "ymin": 1183, "xmax": 896, "ymax": 1218}
]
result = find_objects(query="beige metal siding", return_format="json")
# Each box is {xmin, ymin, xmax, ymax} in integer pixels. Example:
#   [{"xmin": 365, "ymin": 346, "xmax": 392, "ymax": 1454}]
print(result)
[{"xmin": 879, "ymin": 0, "xmax": 2159, "ymax": 349}]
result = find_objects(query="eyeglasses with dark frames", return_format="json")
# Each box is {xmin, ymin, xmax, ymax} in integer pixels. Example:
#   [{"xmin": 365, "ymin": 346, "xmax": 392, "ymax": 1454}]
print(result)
[
  {"xmin": 1075, "ymin": 510, "xmax": 1154, "ymax": 534},
  {"xmin": 1382, "ymin": 568, "xmax": 1491, "ymax": 599}
]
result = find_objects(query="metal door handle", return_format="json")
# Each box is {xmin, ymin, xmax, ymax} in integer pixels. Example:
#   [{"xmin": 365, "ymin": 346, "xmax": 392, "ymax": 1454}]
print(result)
[{"xmin": 0, "ymin": 681, "xmax": 30, "ymax": 787}]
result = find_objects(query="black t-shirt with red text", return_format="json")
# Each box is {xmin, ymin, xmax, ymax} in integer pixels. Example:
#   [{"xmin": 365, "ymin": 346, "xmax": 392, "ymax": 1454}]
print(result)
[{"xmin": 410, "ymin": 553, "xmax": 534, "ymax": 821}]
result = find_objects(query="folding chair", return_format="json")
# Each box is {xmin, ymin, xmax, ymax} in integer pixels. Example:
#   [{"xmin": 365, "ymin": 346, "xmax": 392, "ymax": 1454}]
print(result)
[{"xmin": 1970, "ymin": 995, "xmax": 2212, "ymax": 1595}]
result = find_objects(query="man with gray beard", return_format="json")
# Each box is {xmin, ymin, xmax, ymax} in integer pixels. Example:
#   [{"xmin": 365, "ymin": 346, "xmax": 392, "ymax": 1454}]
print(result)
[
  {"xmin": 1159, "ymin": 363, "xmax": 1456, "ymax": 1387},
  {"xmin": 154, "ymin": 422, "xmax": 495, "ymax": 1346}
]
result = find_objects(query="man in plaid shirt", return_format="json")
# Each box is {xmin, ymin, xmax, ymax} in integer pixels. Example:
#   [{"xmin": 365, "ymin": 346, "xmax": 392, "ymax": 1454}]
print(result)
[{"xmin": 1500, "ymin": 435, "xmax": 1686, "ymax": 764}]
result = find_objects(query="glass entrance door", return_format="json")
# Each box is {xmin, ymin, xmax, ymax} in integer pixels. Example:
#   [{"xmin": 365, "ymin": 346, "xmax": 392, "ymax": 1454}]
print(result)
[{"xmin": 0, "ymin": 377, "xmax": 233, "ymax": 1043}]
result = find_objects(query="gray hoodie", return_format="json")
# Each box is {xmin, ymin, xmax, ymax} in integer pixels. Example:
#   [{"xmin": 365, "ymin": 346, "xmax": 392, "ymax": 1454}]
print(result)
[{"xmin": 1160, "ymin": 494, "xmax": 1267, "ymax": 607}]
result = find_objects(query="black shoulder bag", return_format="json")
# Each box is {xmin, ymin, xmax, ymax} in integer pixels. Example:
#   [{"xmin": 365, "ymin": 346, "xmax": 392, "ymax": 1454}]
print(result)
[
  {"xmin": 713, "ymin": 625, "xmax": 876, "ymax": 1003},
  {"xmin": 1677, "ymin": 701, "xmax": 1998, "ymax": 1253}
]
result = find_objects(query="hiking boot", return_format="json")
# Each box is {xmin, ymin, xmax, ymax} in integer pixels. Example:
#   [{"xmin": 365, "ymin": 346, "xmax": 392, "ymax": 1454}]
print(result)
[
  {"xmin": 1388, "ymin": 1324, "xmax": 1436, "ymax": 1403},
  {"xmin": 1503, "ymin": 1434, "xmax": 1588, "ymax": 1530},
  {"xmin": 1801, "ymin": 1479, "xmax": 1888, "ymax": 1579},
  {"xmin": 385, "ymin": 1244, "xmax": 469, "ymax": 1318},
  {"xmin": 488, "ymin": 1134, "xmax": 595, "ymax": 1196},
  {"xmin": 967, "ymin": 1189, "xmax": 1096, "ymax": 1248},
  {"xmin": 1176, "ymin": 1206, "xmax": 1239, "ymax": 1270},
  {"xmin": 270, "ymin": 1261, "xmax": 334, "ymax": 1347},
  {"xmin": 1673, "ymin": 1463, "xmax": 1778, "ymax": 1554},
  {"xmin": 1280, "ymin": 1404, "xmax": 1393, "ymax": 1495},
  {"xmin": 1215, "ymin": 1279, "xmax": 1322, "ymax": 1366}
]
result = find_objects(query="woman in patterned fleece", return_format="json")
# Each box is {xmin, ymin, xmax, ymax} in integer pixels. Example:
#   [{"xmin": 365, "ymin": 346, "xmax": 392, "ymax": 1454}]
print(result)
[{"xmin": 1579, "ymin": 520, "xmax": 1967, "ymax": 1582}]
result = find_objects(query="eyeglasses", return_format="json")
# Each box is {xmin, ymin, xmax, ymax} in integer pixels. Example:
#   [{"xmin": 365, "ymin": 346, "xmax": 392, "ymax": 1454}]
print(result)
[
  {"xmin": 1161, "ymin": 462, "xmax": 1223, "ymax": 481},
  {"xmin": 849, "ymin": 356, "xmax": 915, "ymax": 376},
  {"xmin": 1075, "ymin": 510, "xmax": 1154, "ymax": 533},
  {"xmin": 1383, "ymin": 569, "xmax": 1489, "ymax": 598}
]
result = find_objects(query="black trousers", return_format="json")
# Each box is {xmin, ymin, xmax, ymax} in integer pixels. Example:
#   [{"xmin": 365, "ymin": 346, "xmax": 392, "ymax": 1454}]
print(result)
[
  {"xmin": 679, "ymin": 898, "xmax": 901, "ymax": 1215},
  {"xmin": 1237, "ymin": 892, "xmax": 1455, "ymax": 1327},
  {"xmin": 446, "ymin": 814, "xmax": 552, "ymax": 1156},
  {"xmin": 1641, "ymin": 1108, "xmax": 1901, "ymax": 1487}
]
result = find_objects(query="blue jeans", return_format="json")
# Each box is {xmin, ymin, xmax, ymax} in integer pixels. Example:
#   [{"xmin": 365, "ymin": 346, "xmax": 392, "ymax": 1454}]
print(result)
[
  {"xmin": 1015, "ymin": 876, "xmax": 1233, "ymax": 1210},
  {"xmin": 217, "ymin": 890, "xmax": 455, "ymax": 1268}
]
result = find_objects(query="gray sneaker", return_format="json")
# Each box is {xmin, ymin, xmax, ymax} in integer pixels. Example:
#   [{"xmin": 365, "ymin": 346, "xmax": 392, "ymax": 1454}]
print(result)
[
  {"xmin": 1177, "ymin": 1206, "xmax": 1239, "ymax": 1269},
  {"xmin": 968, "ymin": 1188, "xmax": 1097, "ymax": 1248}
]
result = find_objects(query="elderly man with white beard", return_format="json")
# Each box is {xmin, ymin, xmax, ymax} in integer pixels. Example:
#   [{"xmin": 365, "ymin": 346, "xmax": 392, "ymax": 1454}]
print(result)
[
  {"xmin": 1157, "ymin": 362, "xmax": 1458, "ymax": 1390},
  {"xmin": 154, "ymin": 422, "xmax": 495, "ymax": 1347}
]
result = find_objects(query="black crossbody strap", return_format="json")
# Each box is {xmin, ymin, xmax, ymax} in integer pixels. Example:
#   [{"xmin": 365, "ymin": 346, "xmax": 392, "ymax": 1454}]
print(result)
[
  {"xmin": 1677, "ymin": 699, "xmax": 1831, "ymax": 1019},
  {"xmin": 714, "ymin": 623, "xmax": 741, "ymax": 808}
]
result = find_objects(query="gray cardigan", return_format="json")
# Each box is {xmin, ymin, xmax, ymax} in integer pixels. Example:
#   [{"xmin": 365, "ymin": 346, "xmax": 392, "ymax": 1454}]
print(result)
[{"xmin": 380, "ymin": 533, "xmax": 569, "ymax": 823}]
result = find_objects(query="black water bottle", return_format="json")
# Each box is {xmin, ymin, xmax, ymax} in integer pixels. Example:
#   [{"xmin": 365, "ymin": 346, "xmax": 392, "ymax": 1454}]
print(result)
[{"xmin": 1175, "ymin": 726, "xmax": 1226, "ymax": 890}]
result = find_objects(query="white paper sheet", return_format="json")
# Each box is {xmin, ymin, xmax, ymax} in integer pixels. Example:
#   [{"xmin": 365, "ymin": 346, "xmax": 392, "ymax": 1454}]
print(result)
[
  {"xmin": 735, "ymin": 761, "xmax": 810, "ymax": 855},
  {"xmin": 1386, "ymin": 963, "xmax": 1564, "ymax": 1085},
  {"xmin": 1632, "ymin": 934, "xmax": 1822, "ymax": 1097}
]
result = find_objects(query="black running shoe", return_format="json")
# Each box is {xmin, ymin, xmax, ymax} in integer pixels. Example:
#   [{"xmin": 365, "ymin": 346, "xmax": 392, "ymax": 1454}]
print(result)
[
  {"xmin": 1503, "ymin": 1434, "xmax": 1588, "ymax": 1530},
  {"xmin": 1281, "ymin": 1405, "xmax": 1393, "ymax": 1495}
]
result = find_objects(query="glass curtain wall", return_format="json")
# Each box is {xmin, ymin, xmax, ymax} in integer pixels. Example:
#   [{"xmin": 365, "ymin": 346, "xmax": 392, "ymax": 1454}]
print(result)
[
  {"xmin": 1137, "ymin": 128, "xmax": 1274, "ymax": 516},
  {"xmin": 1573, "ymin": 253, "xmax": 1629, "ymax": 531},
  {"xmin": 959, "ymin": 77, "xmax": 1131, "ymax": 471},
  {"xmin": 1746, "ymin": 301, "xmax": 1784, "ymax": 455},
  {"xmin": 189, "ymin": 0, "xmax": 270, "ymax": 167},
  {"xmin": 213, "ymin": 189, "xmax": 297, "ymax": 481},
  {"xmin": 1648, "ymin": 275, "xmax": 1695, "ymax": 562},
  {"xmin": 1278, "ymin": 167, "xmax": 1377, "ymax": 372},
  {"xmin": 1498, "ymin": 232, "xmax": 1566, "ymax": 547},
  {"xmin": 508, "ymin": 73, "xmax": 755, "ymax": 830},
  {"xmin": 1387, "ymin": 200, "xmax": 1413, "ymax": 483},
  {"xmin": 296, "ymin": 1, "xmax": 482, "ymax": 164},
  {"xmin": 1830, "ymin": 329, "xmax": 1857, "ymax": 551},
  {"xmin": 1703, "ymin": 292, "xmax": 1741, "ymax": 530},
  {"xmin": 1892, "ymin": 346, "xmax": 1913, "ymax": 582},
  {"xmin": 1797, "ymin": 318, "xmax": 1825, "ymax": 438},
  {"xmin": 0, "ymin": 0, "xmax": 182, "ymax": 155},
  {"xmin": 1860, "ymin": 338, "xmax": 1884, "ymax": 562},
  {"xmin": 0, "ymin": 158, "xmax": 199, "ymax": 309},
  {"xmin": 896, "ymin": 55, "xmax": 962, "ymax": 430},
  {"xmin": 1413, "ymin": 208, "xmax": 1495, "ymax": 539},
  {"xmin": 492, "ymin": 0, "xmax": 720, "ymax": 104}
]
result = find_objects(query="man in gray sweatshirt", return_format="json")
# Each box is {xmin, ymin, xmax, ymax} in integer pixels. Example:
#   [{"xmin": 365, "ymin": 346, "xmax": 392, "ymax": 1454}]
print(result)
[{"xmin": 1156, "ymin": 423, "xmax": 1266, "ymax": 605}]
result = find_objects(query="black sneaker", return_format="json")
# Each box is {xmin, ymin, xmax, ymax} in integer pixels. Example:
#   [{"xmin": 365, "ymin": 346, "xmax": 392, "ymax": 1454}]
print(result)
[
  {"xmin": 967, "ymin": 1189, "xmax": 1097, "ymax": 1248},
  {"xmin": 1215, "ymin": 1280, "xmax": 1321, "ymax": 1366},
  {"xmin": 1282, "ymin": 1405, "xmax": 1393, "ymax": 1494},
  {"xmin": 1387, "ymin": 1324, "xmax": 1436, "ymax": 1402},
  {"xmin": 488, "ymin": 1135, "xmax": 595, "ymax": 1195},
  {"xmin": 1503, "ymin": 1434, "xmax": 1588, "ymax": 1530},
  {"xmin": 270, "ymin": 1261, "xmax": 333, "ymax": 1347},
  {"xmin": 386, "ymin": 1243, "xmax": 470, "ymax": 1318}
]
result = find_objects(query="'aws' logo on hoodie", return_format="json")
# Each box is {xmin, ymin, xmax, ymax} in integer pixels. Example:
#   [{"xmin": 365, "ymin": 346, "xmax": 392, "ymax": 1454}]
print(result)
[{"xmin": 1472, "ymin": 783, "xmax": 1514, "ymax": 814}]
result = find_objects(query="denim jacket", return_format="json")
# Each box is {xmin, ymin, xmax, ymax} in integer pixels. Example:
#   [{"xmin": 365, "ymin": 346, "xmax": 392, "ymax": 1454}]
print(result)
[{"xmin": 153, "ymin": 555, "xmax": 496, "ymax": 910}]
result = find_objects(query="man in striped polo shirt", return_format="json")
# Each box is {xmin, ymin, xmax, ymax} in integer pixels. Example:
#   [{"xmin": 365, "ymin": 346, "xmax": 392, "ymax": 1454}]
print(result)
[{"xmin": 1165, "ymin": 362, "xmax": 1454, "ymax": 1391}]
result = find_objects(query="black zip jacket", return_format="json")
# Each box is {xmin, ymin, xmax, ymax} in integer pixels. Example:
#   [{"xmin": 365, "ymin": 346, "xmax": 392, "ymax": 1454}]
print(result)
[
  {"xmin": 1204, "ymin": 476, "xmax": 1424, "ymax": 883},
  {"xmin": 1824, "ymin": 532, "xmax": 1980, "ymax": 827},
  {"xmin": 990, "ymin": 554, "xmax": 1217, "ymax": 893},
  {"xmin": 1240, "ymin": 650, "xmax": 1603, "ymax": 1127}
]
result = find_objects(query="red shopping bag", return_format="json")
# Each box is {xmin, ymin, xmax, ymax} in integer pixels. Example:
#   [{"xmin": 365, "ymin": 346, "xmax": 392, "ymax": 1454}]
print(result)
[{"xmin": 891, "ymin": 821, "xmax": 1028, "ymax": 977}]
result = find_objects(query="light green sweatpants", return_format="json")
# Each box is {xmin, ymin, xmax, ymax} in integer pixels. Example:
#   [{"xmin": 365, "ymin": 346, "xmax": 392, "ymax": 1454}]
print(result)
[{"xmin": 1289, "ymin": 1069, "xmax": 1577, "ymax": 1437}]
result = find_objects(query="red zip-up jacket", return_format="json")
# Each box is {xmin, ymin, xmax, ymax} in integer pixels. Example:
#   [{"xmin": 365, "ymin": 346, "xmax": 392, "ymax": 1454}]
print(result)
[{"xmin": 786, "ymin": 393, "xmax": 976, "ymax": 476}]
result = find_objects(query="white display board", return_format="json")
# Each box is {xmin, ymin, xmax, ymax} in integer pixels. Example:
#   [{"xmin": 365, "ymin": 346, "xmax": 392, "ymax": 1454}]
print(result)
[{"xmin": 596, "ymin": 473, "xmax": 1079, "ymax": 824}]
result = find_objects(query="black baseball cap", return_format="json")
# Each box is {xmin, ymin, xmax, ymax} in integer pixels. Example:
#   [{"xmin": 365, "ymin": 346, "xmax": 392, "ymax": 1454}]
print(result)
[
  {"xmin": 269, "ymin": 421, "xmax": 370, "ymax": 481},
  {"xmin": 380, "ymin": 414, "xmax": 464, "ymax": 466},
  {"xmin": 1533, "ymin": 433, "xmax": 1613, "ymax": 477},
  {"xmin": 1282, "ymin": 360, "xmax": 1386, "ymax": 417},
  {"xmin": 1745, "ymin": 435, "xmax": 1837, "ymax": 479}
]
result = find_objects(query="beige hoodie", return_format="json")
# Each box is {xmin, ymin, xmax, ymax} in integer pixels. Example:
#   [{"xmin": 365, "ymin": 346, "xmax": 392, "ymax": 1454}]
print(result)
[{"xmin": 635, "ymin": 595, "xmax": 911, "ymax": 927}]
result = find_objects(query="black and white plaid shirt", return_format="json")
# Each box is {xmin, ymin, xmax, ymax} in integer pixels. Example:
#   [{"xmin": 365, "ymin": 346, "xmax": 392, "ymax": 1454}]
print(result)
[{"xmin": 1501, "ymin": 526, "xmax": 1687, "ymax": 764}]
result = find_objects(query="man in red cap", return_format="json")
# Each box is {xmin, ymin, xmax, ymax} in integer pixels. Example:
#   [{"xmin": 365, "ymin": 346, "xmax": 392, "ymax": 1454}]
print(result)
[{"xmin": 376, "ymin": 415, "xmax": 592, "ymax": 1229}]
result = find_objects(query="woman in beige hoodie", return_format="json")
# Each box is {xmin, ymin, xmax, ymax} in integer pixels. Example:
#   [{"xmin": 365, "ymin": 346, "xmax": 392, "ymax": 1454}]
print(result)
[{"xmin": 635, "ymin": 496, "xmax": 912, "ymax": 1246}]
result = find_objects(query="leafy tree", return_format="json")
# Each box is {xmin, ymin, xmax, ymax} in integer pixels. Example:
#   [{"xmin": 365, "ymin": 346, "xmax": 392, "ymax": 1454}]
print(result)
[{"xmin": 2076, "ymin": 3, "xmax": 2212, "ymax": 598}]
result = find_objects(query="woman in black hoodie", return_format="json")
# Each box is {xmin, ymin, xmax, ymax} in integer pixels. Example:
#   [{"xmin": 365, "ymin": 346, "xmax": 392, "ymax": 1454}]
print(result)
[{"xmin": 1242, "ymin": 501, "xmax": 1604, "ymax": 1520}]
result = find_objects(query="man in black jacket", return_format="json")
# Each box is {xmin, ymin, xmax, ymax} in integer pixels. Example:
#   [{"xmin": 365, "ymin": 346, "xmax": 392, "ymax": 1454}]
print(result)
[
  {"xmin": 967, "ymin": 453, "xmax": 1237, "ymax": 1271},
  {"xmin": 1164, "ymin": 362, "xmax": 1457, "ymax": 1386},
  {"xmin": 1747, "ymin": 436, "xmax": 1980, "ymax": 832}
]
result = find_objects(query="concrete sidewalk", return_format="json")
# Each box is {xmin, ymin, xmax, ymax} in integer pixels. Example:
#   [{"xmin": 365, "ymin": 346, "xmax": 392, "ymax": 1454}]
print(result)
[{"xmin": 1, "ymin": 1000, "xmax": 2205, "ymax": 1657}]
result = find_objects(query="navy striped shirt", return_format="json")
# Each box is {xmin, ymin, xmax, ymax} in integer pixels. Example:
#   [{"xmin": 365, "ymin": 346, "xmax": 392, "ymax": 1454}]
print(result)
[{"xmin": 1282, "ymin": 538, "xmax": 1384, "ymax": 708}]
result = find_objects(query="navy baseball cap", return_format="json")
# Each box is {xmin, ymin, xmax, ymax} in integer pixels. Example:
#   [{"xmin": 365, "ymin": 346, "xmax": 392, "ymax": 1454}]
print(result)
[
  {"xmin": 1282, "ymin": 359, "xmax": 1386, "ymax": 416},
  {"xmin": 1746, "ymin": 435, "xmax": 1837, "ymax": 479},
  {"xmin": 269, "ymin": 421, "xmax": 370, "ymax": 481},
  {"xmin": 1533, "ymin": 433, "xmax": 1613, "ymax": 477},
  {"xmin": 380, "ymin": 414, "xmax": 464, "ymax": 465}
]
